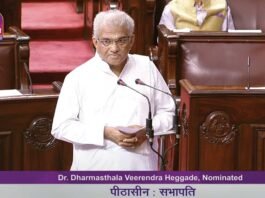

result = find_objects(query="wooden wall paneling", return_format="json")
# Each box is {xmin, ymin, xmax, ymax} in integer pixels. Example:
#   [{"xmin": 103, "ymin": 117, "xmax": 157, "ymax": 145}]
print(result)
[
  {"xmin": 250, "ymin": 124, "xmax": 265, "ymax": 170},
  {"xmin": 0, "ymin": 131, "xmax": 13, "ymax": 169},
  {"xmin": 121, "ymin": 0, "xmax": 155, "ymax": 55}
]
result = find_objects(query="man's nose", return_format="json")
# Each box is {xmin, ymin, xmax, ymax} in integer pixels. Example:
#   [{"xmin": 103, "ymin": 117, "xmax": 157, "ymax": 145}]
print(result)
[{"xmin": 109, "ymin": 41, "xmax": 120, "ymax": 50}]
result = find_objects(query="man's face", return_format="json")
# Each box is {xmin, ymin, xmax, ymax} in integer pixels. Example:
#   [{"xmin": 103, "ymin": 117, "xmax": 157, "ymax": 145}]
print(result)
[{"xmin": 92, "ymin": 24, "xmax": 134, "ymax": 71}]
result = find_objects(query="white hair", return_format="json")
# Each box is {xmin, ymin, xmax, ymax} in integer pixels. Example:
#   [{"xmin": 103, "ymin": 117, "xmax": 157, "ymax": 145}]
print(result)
[{"xmin": 93, "ymin": 9, "xmax": 135, "ymax": 38}]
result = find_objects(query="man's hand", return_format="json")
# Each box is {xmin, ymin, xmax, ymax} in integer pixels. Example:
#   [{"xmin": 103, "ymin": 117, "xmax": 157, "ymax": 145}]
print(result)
[
  {"xmin": 122, "ymin": 125, "xmax": 147, "ymax": 148},
  {"xmin": 104, "ymin": 125, "xmax": 147, "ymax": 148}
]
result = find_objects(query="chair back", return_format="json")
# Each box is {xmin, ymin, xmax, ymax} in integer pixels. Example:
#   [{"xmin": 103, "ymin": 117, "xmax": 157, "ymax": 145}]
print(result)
[{"xmin": 0, "ymin": 27, "xmax": 30, "ymax": 90}]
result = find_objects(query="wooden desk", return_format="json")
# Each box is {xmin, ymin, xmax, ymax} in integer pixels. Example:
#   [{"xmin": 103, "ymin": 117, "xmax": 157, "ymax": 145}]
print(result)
[
  {"xmin": 178, "ymin": 79, "xmax": 265, "ymax": 170},
  {"xmin": 157, "ymin": 25, "xmax": 265, "ymax": 94},
  {"xmin": 0, "ymin": 88, "xmax": 72, "ymax": 170},
  {"xmin": 0, "ymin": 87, "xmax": 177, "ymax": 171}
]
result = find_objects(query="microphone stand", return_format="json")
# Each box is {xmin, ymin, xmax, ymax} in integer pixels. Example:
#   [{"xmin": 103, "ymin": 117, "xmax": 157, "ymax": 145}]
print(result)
[
  {"xmin": 117, "ymin": 79, "xmax": 166, "ymax": 170},
  {"xmin": 117, "ymin": 79, "xmax": 154, "ymax": 144},
  {"xmin": 135, "ymin": 78, "xmax": 180, "ymax": 170},
  {"xmin": 135, "ymin": 78, "xmax": 179, "ymax": 139}
]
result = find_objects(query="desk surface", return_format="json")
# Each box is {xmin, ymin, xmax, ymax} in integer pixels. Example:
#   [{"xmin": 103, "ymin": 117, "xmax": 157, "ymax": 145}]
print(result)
[{"xmin": 0, "ymin": 88, "xmax": 58, "ymax": 100}]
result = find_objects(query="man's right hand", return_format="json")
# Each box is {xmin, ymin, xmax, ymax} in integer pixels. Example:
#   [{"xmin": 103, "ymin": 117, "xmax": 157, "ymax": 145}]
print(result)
[{"xmin": 104, "ymin": 126, "xmax": 146, "ymax": 149}]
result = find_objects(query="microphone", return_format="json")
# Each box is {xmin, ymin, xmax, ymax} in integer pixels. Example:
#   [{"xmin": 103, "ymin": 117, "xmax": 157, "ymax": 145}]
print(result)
[
  {"xmin": 117, "ymin": 79, "xmax": 154, "ymax": 145},
  {"xmin": 23, "ymin": 62, "xmax": 33, "ymax": 94},
  {"xmin": 135, "ymin": 78, "xmax": 179, "ymax": 139}
]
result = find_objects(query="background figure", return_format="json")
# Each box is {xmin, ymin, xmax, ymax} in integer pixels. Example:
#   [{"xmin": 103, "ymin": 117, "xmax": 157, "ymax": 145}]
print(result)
[
  {"xmin": 159, "ymin": 0, "xmax": 235, "ymax": 31},
  {"xmin": 51, "ymin": 9, "xmax": 174, "ymax": 170}
]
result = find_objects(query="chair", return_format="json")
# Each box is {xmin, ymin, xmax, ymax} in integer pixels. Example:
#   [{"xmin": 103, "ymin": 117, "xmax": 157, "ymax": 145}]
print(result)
[{"xmin": 0, "ymin": 26, "xmax": 30, "ymax": 90}]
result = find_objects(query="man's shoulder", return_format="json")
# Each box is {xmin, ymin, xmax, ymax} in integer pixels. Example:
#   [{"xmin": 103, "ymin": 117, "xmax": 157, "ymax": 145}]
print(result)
[
  {"xmin": 129, "ymin": 54, "xmax": 149, "ymax": 61},
  {"xmin": 71, "ymin": 57, "xmax": 97, "ymax": 72},
  {"xmin": 128, "ymin": 54, "xmax": 158, "ymax": 72},
  {"xmin": 65, "ymin": 56, "xmax": 97, "ymax": 79}
]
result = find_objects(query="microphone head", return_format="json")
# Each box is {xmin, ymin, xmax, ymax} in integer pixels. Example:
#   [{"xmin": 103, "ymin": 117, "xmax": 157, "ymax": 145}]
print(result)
[
  {"xmin": 117, "ymin": 79, "xmax": 126, "ymax": 86},
  {"xmin": 135, "ymin": 78, "xmax": 145, "ymax": 85}
]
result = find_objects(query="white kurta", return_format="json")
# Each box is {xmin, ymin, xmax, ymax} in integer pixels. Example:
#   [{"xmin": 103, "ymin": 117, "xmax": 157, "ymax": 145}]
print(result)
[
  {"xmin": 159, "ymin": 3, "xmax": 235, "ymax": 31},
  {"xmin": 51, "ymin": 53, "xmax": 175, "ymax": 170}
]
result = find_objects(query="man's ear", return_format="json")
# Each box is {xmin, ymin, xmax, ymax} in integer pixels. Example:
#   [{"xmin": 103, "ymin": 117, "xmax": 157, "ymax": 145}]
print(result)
[
  {"xmin": 92, "ymin": 37, "xmax": 98, "ymax": 48},
  {"xmin": 130, "ymin": 34, "xmax": 135, "ymax": 47}
]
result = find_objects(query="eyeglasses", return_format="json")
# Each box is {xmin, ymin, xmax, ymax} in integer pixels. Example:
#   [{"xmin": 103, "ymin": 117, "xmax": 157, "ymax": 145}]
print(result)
[{"xmin": 97, "ymin": 36, "xmax": 131, "ymax": 47}]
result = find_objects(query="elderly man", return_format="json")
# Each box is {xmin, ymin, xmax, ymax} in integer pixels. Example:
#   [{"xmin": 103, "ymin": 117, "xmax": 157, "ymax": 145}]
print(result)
[{"xmin": 51, "ymin": 9, "xmax": 174, "ymax": 170}]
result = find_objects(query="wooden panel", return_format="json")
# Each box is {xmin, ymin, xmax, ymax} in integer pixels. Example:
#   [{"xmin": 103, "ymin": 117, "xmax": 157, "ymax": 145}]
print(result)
[
  {"xmin": 0, "ymin": 131, "xmax": 13, "ymax": 169},
  {"xmin": 0, "ymin": 27, "xmax": 30, "ymax": 90},
  {"xmin": 0, "ymin": 0, "xmax": 21, "ymax": 30},
  {"xmin": 227, "ymin": 0, "xmax": 258, "ymax": 29},
  {"xmin": 0, "ymin": 89, "xmax": 72, "ymax": 170},
  {"xmin": 0, "ymin": 41, "xmax": 16, "ymax": 89},
  {"xmin": 179, "ymin": 41, "xmax": 265, "ymax": 86},
  {"xmin": 123, "ymin": 0, "xmax": 155, "ymax": 55},
  {"xmin": 254, "ymin": 125, "xmax": 265, "ymax": 170},
  {"xmin": 179, "ymin": 80, "xmax": 265, "ymax": 170},
  {"xmin": 157, "ymin": 27, "xmax": 265, "ymax": 94}
]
